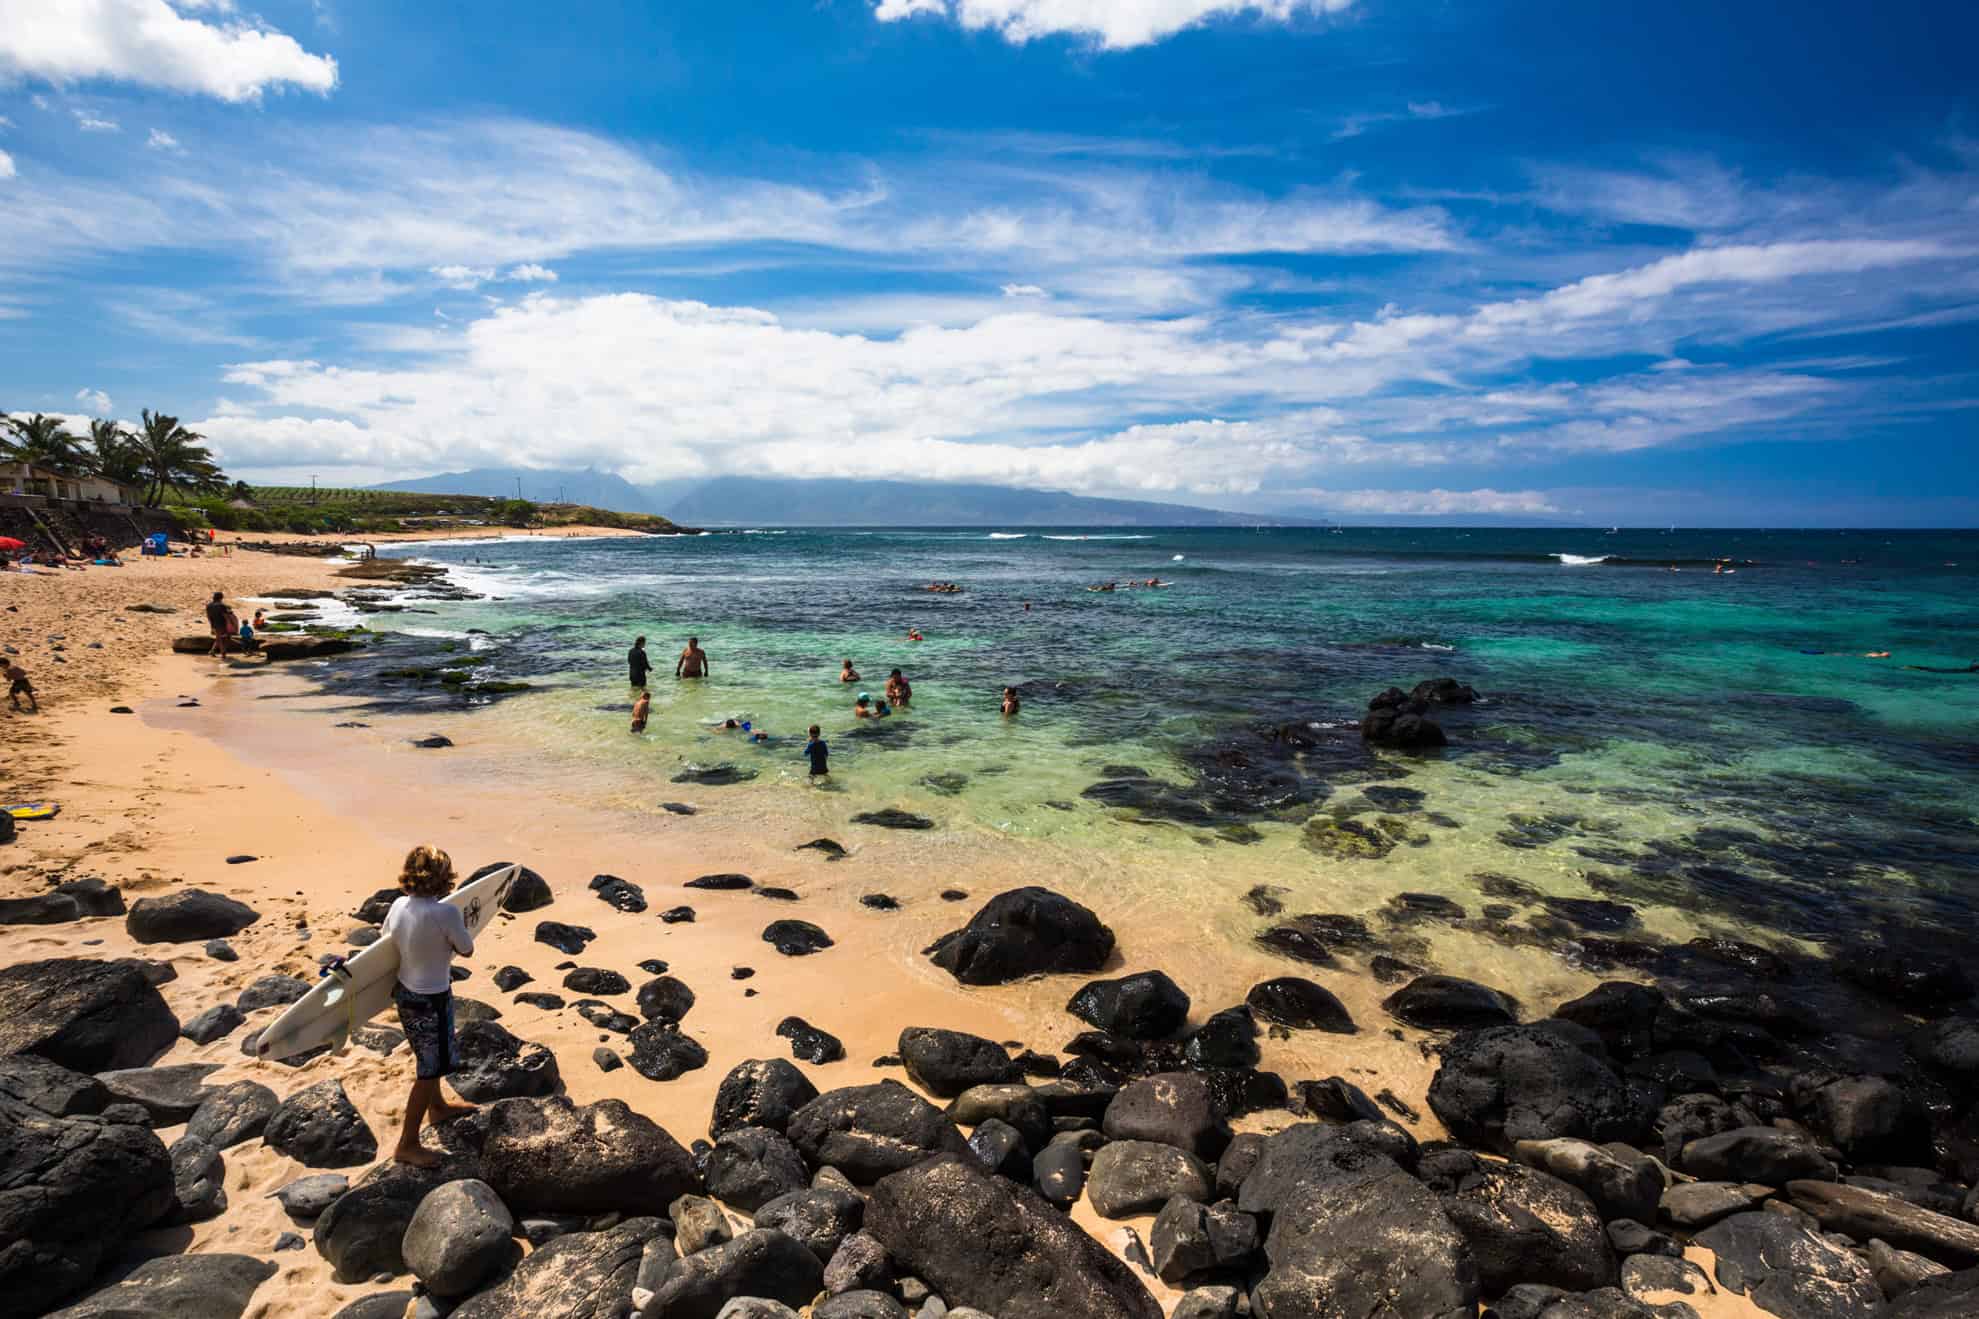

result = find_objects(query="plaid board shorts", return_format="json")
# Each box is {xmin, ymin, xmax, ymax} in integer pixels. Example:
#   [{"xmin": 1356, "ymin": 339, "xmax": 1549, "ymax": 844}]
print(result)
[{"xmin": 392, "ymin": 983, "xmax": 456, "ymax": 1079}]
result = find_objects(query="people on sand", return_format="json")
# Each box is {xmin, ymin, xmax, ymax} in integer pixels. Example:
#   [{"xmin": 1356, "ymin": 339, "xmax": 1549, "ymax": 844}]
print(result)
[
  {"xmin": 885, "ymin": 668, "xmax": 911, "ymax": 708},
  {"xmin": 3, "ymin": 659, "xmax": 37, "ymax": 713},
  {"xmin": 804, "ymin": 725, "xmax": 829, "ymax": 777},
  {"xmin": 676, "ymin": 636, "xmax": 709, "ymax": 679},
  {"xmin": 630, "ymin": 689, "xmax": 650, "ymax": 733},
  {"xmin": 629, "ymin": 636, "xmax": 652, "ymax": 687},
  {"xmin": 839, "ymin": 659, "xmax": 860, "ymax": 683},
  {"xmin": 205, "ymin": 591, "xmax": 234, "ymax": 657},
  {"xmin": 381, "ymin": 845, "xmax": 478, "ymax": 1167},
  {"xmin": 1001, "ymin": 686, "xmax": 1020, "ymax": 717}
]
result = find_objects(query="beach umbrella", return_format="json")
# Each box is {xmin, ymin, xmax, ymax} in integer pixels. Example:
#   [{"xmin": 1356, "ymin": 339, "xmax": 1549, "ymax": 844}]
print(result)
[{"xmin": 0, "ymin": 537, "xmax": 26, "ymax": 551}]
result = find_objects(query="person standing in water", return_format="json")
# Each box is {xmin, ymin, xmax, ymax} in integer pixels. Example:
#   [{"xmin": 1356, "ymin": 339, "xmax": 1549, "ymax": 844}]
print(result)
[
  {"xmin": 885, "ymin": 668, "xmax": 912, "ymax": 708},
  {"xmin": 628, "ymin": 636, "xmax": 652, "ymax": 687},
  {"xmin": 677, "ymin": 636, "xmax": 709, "ymax": 679},
  {"xmin": 381, "ymin": 845, "xmax": 477, "ymax": 1167},
  {"xmin": 1001, "ymin": 686, "xmax": 1020, "ymax": 717},
  {"xmin": 839, "ymin": 659, "xmax": 860, "ymax": 683},
  {"xmin": 804, "ymin": 725, "xmax": 829, "ymax": 778},
  {"xmin": 630, "ymin": 689, "xmax": 651, "ymax": 733}
]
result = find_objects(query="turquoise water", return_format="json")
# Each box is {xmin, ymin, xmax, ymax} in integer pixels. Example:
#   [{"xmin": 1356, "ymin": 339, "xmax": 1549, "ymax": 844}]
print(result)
[{"xmin": 334, "ymin": 526, "xmax": 1979, "ymax": 951}]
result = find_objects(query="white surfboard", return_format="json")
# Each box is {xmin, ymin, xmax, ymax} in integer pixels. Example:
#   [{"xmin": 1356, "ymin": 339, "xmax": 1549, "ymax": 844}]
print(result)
[{"xmin": 253, "ymin": 864, "xmax": 521, "ymax": 1061}]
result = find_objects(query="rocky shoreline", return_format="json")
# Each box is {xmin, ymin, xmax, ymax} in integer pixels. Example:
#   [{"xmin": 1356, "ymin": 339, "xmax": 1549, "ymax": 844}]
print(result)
[{"xmin": 3, "ymin": 865, "xmax": 1976, "ymax": 1319}]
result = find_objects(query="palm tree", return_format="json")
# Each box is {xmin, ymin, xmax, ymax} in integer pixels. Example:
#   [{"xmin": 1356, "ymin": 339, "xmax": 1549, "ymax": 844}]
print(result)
[
  {"xmin": 135, "ymin": 409, "xmax": 225, "ymax": 506},
  {"xmin": 87, "ymin": 418, "xmax": 145, "ymax": 487},
  {"xmin": 2, "ymin": 413, "xmax": 89, "ymax": 472},
  {"xmin": 229, "ymin": 479, "xmax": 254, "ymax": 503}
]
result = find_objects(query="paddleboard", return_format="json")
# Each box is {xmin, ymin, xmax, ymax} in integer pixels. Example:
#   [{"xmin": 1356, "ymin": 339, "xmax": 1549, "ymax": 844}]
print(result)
[{"xmin": 254, "ymin": 863, "xmax": 520, "ymax": 1061}]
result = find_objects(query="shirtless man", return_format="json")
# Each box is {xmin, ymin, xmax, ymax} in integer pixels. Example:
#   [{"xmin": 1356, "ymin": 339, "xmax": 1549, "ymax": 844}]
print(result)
[
  {"xmin": 676, "ymin": 636, "xmax": 709, "ymax": 679},
  {"xmin": 3, "ymin": 658, "xmax": 37, "ymax": 712},
  {"xmin": 839, "ymin": 659, "xmax": 860, "ymax": 684},
  {"xmin": 630, "ymin": 689, "xmax": 650, "ymax": 733}
]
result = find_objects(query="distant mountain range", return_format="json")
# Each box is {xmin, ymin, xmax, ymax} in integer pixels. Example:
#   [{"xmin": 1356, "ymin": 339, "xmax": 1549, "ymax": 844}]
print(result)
[{"xmin": 372, "ymin": 468, "xmax": 1322, "ymax": 527}]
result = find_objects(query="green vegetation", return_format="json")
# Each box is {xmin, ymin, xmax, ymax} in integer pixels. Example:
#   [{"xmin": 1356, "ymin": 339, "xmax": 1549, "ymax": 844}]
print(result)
[
  {"xmin": 180, "ymin": 485, "xmax": 689, "ymax": 536},
  {"xmin": 2, "ymin": 410, "xmax": 223, "ymax": 506}
]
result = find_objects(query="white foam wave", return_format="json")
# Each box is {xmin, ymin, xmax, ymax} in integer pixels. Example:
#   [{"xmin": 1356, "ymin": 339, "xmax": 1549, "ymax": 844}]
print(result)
[
  {"xmin": 1042, "ymin": 534, "xmax": 1154, "ymax": 541},
  {"xmin": 1554, "ymin": 553, "xmax": 1612, "ymax": 566},
  {"xmin": 986, "ymin": 532, "xmax": 1028, "ymax": 540}
]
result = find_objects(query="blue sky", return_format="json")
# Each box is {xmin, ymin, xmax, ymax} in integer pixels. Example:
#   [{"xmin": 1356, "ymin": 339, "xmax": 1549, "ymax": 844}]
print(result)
[{"xmin": 2, "ymin": 0, "xmax": 1975, "ymax": 525}]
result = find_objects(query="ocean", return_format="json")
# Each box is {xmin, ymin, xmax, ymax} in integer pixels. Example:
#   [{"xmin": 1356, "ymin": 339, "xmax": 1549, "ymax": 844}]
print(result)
[{"xmin": 333, "ymin": 526, "xmax": 1979, "ymax": 964}]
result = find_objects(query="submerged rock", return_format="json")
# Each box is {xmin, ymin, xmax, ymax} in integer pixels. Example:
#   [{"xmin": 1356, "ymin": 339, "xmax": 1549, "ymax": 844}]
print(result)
[
  {"xmin": 1383, "ymin": 975, "xmax": 1520, "ymax": 1031},
  {"xmin": 850, "ymin": 808, "xmax": 935, "ymax": 830},
  {"xmin": 1246, "ymin": 977, "xmax": 1356, "ymax": 1033}
]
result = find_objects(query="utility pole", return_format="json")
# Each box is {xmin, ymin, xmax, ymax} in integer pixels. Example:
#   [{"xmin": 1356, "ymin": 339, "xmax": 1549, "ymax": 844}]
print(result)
[
  {"xmin": 515, "ymin": 475, "xmax": 522, "ymax": 500},
  {"xmin": 310, "ymin": 474, "xmax": 318, "ymax": 504}
]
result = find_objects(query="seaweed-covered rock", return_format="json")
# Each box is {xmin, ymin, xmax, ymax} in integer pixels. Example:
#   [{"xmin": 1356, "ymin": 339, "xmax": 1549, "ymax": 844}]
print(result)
[{"xmin": 927, "ymin": 888, "xmax": 1115, "ymax": 986}]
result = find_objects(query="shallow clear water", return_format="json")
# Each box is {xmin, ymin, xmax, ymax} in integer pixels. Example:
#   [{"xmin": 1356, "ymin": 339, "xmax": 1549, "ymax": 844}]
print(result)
[{"xmin": 340, "ymin": 526, "xmax": 1979, "ymax": 953}]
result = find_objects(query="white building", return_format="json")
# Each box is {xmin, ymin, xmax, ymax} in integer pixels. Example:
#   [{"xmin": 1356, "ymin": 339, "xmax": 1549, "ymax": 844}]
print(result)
[{"xmin": 0, "ymin": 461, "xmax": 144, "ymax": 505}]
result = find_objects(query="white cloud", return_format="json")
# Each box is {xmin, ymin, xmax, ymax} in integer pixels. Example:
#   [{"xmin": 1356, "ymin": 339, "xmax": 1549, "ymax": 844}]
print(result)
[
  {"xmin": 1296, "ymin": 487, "xmax": 1560, "ymax": 516},
  {"xmin": 872, "ymin": 0, "xmax": 1355, "ymax": 50},
  {"xmin": 503, "ymin": 263, "xmax": 558, "ymax": 283},
  {"xmin": 146, "ymin": 127, "xmax": 181, "ymax": 151},
  {"xmin": 0, "ymin": 0, "xmax": 338, "ymax": 102},
  {"xmin": 74, "ymin": 387, "xmax": 113, "ymax": 414},
  {"xmin": 0, "ymin": 149, "xmax": 13, "ymax": 180},
  {"xmin": 430, "ymin": 264, "xmax": 495, "ymax": 290},
  {"xmin": 1001, "ymin": 283, "xmax": 1047, "ymax": 298},
  {"xmin": 1333, "ymin": 99, "xmax": 1475, "ymax": 140},
  {"xmin": 74, "ymin": 110, "xmax": 120, "ymax": 132}
]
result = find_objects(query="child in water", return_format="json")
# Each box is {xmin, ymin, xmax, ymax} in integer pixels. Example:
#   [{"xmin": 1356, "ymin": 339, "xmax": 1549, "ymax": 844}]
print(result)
[
  {"xmin": 804, "ymin": 725, "xmax": 829, "ymax": 777},
  {"xmin": 1001, "ymin": 686, "xmax": 1020, "ymax": 717},
  {"xmin": 630, "ymin": 689, "xmax": 650, "ymax": 733}
]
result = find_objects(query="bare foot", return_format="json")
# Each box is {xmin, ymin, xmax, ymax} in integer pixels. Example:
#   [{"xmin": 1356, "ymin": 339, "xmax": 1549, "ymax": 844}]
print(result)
[
  {"xmin": 427, "ymin": 1102, "xmax": 477, "ymax": 1126},
  {"xmin": 392, "ymin": 1143, "xmax": 441, "ymax": 1168}
]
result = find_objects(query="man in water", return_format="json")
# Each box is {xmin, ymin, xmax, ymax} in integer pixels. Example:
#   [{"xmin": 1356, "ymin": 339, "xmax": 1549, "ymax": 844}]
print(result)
[
  {"xmin": 205, "ymin": 591, "xmax": 234, "ymax": 657},
  {"xmin": 839, "ymin": 659, "xmax": 860, "ymax": 683},
  {"xmin": 630, "ymin": 689, "xmax": 650, "ymax": 732},
  {"xmin": 885, "ymin": 668, "xmax": 912, "ymax": 708},
  {"xmin": 629, "ymin": 636, "xmax": 652, "ymax": 687},
  {"xmin": 676, "ymin": 636, "xmax": 709, "ymax": 679},
  {"xmin": 804, "ymin": 725, "xmax": 829, "ymax": 777},
  {"xmin": 1001, "ymin": 686, "xmax": 1020, "ymax": 717}
]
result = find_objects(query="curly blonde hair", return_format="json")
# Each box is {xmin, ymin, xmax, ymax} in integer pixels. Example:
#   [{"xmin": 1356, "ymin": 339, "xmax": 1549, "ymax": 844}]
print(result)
[{"xmin": 398, "ymin": 844, "xmax": 456, "ymax": 899}]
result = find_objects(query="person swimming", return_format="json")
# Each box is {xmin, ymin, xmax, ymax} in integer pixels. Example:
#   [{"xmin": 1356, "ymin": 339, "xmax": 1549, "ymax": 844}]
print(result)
[
  {"xmin": 839, "ymin": 659, "xmax": 860, "ymax": 683},
  {"xmin": 1001, "ymin": 686, "xmax": 1020, "ymax": 717},
  {"xmin": 905, "ymin": 628, "xmax": 923, "ymax": 642}
]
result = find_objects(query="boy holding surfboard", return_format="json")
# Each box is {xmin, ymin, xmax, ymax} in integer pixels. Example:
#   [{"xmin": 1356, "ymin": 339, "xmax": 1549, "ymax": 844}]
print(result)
[{"xmin": 381, "ymin": 845, "xmax": 478, "ymax": 1166}]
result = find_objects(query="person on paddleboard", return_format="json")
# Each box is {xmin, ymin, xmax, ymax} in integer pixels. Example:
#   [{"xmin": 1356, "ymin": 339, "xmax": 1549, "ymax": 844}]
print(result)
[{"xmin": 382, "ymin": 845, "xmax": 478, "ymax": 1166}]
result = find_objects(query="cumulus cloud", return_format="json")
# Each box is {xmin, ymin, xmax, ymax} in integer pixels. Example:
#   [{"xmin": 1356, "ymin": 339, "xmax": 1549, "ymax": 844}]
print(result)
[
  {"xmin": 74, "ymin": 110, "xmax": 120, "ymax": 132},
  {"xmin": 1001, "ymin": 283, "xmax": 1047, "ymax": 298},
  {"xmin": 146, "ymin": 128, "xmax": 181, "ymax": 151},
  {"xmin": 75, "ymin": 387, "xmax": 113, "ymax": 414},
  {"xmin": 0, "ymin": 149, "xmax": 13, "ymax": 180},
  {"xmin": 0, "ymin": 0, "xmax": 338, "ymax": 102},
  {"xmin": 1296, "ymin": 487, "xmax": 1559, "ymax": 516},
  {"xmin": 503, "ymin": 263, "xmax": 557, "ymax": 282},
  {"xmin": 430, "ymin": 264, "xmax": 495, "ymax": 290},
  {"xmin": 871, "ymin": 0, "xmax": 1355, "ymax": 50}
]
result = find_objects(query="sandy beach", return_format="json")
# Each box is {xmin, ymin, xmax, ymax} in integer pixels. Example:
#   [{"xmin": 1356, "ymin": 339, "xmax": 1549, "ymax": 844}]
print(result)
[{"xmin": 0, "ymin": 544, "xmax": 1963, "ymax": 1319}]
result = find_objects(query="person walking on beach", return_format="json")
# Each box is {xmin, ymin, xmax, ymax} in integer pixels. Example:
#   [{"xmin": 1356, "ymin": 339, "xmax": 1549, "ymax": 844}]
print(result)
[
  {"xmin": 205, "ymin": 591, "xmax": 234, "ymax": 657},
  {"xmin": 381, "ymin": 845, "xmax": 477, "ymax": 1167},
  {"xmin": 676, "ymin": 636, "xmax": 709, "ymax": 679},
  {"xmin": 630, "ymin": 689, "xmax": 651, "ymax": 733},
  {"xmin": 3, "ymin": 658, "xmax": 37, "ymax": 712},
  {"xmin": 628, "ymin": 636, "xmax": 652, "ymax": 687},
  {"xmin": 804, "ymin": 725, "xmax": 829, "ymax": 778}
]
